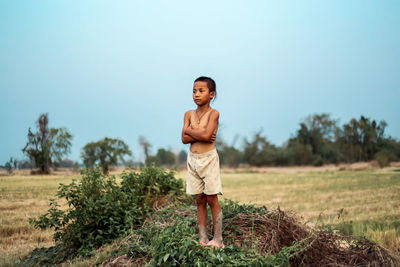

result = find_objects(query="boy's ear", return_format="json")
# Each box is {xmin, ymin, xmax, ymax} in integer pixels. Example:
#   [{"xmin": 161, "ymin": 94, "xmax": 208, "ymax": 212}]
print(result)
[{"xmin": 210, "ymin": 91, "xmax": 215, "ymax": 99}]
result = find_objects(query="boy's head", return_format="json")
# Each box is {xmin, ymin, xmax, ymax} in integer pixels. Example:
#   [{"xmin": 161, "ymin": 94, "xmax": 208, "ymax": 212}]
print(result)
[{"xmin": 194, "ymin": 76, "xmax": 217, "ymax": 102}]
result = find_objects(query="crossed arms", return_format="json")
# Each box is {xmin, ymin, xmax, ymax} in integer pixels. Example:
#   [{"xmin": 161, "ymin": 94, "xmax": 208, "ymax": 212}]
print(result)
[{"xmin": 181, "ymin": 110, "xmax": 219, "ymax": 144}]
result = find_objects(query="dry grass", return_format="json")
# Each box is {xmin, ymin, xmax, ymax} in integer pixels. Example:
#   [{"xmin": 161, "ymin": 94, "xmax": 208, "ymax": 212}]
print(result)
[
  {"xmin": 0, "ymin": 173, "xmax": 77, "ymax": 265},
  {"xmin": 226, "ymin": 208, "xmax": 400, "ymax": 266}
]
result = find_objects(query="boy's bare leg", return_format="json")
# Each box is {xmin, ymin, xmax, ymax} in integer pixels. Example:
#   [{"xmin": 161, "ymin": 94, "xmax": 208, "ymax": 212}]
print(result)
[
  {"xmin": 196, "ymin": 193, "xmax": 208, "ymax": 243},
  {"xmin": 206, "ymin": 194, "xmax": 223, "ymax": 246}
]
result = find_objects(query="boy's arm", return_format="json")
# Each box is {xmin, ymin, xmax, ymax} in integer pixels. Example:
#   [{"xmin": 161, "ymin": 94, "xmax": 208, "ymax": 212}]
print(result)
[
  {"xmin": 185, "ymin": 110, "xmax": 219, "ymax": 142},
  {"xmin": 182, "ymin": 111, "xmax": 197, "ymax": 144}
]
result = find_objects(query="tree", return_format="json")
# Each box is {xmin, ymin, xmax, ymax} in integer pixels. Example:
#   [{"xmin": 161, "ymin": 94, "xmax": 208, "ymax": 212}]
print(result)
[
  {"xmin": 285, "ymin": 138, "xmax": 314, "ymax": 165},
  {"xmin": 4, "ymin": 157, "xmax": 17, "ymax": 174},
  {"xmin": 337, "ymin": 116, "xmax": 387, "ymax": 162},
  {"xmin": 243, "ymin": 131, "xmax": 277, "ymax": 166},
  {"xmin": 216, "ymin": 136, "xmax": 243, "ymax": 167},
  {"xmin": 378, "ymin": 136, "xmax": 400, "ymax": 160},
  {"xmin": 295, "ymin": 113, "xmax": 339, "ymax": 165},
  {"xmin": 58, "ymin": 158, "xmax": 80, "ymax": 168},
  {"xmin": 150, "ymin": 148, "xmax": 176, "ymax": 166},
  {"xmin": 22, "ymin": 113, "xmax": 72, "ymax": 174},
  {"xmin": 16, "ymin": 159, "xmax": 33, "ymax": 169},
  {"xmin": 81, "ymin": 137, "xmax": 132, "ymax": 174},
  {"xmin": 138, "ymin": 136, "xmax": 152, "ymax": 166},
  {"xmin": 178, "ymin": 150, "xmax": 187, "ymax": 165}
]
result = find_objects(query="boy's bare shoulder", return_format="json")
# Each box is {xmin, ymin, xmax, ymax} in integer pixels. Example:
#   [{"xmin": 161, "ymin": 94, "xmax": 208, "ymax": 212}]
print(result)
[
  {"xmin": 184, "ymin": 110, "xmax": 194, "ymax": 117},
  {"xmin": 184, "ymin": 110, "xmax": 196, "ymax": 121},
  {"xmin": 211, "ymin": 109, "xmax": 220, "ymax": 118}
]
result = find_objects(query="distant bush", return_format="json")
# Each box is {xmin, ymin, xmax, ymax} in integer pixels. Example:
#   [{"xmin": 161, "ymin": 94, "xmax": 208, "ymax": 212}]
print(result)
[
  {"xmin": 30, "ymin": 166, "xmax": 184, "ymax": 256},
  {"xmin": 218, "ymin": 145, "xmax": 243, "ymax": 167},
  {"xmin": 374, "ymin": 151, "xmax": 393, "ymax": 168},
  {"xmin": 4, "ymin": 157, "xmax": 17, "ymax": 174},
  {"xmin": 312, "ymin": 155, "xmax": 324, "ymax": 166}
]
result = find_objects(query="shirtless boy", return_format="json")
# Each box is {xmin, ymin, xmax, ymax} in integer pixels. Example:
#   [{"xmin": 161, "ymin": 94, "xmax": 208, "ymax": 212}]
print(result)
[{"xmin": 181, "ymin": 76, "xmax": 224, "ymax": 248}]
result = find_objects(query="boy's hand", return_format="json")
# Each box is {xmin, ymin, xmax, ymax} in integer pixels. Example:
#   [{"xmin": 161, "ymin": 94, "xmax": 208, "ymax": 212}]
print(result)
[{"xmin": 210, "ymin": 133, "xmax": 217, "ymax": 143}]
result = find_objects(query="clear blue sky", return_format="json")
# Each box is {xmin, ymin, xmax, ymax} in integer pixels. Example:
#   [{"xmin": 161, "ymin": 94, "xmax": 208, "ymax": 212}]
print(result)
[{"xmin": 1, "ymin": 1, "xmax": 399, "ymax": 164}]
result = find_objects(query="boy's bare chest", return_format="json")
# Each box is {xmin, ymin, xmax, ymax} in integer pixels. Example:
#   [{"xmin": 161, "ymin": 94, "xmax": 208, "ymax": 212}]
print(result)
[{"xmin": 189, "ymin": 110, "xmax": 211, "ymax": 129}]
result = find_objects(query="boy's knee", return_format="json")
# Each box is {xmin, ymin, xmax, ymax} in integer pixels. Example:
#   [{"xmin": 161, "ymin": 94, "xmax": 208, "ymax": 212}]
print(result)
[
  {"xmin": 196, "ymin": 193, "xmax": 207, "ymax": 206},
  {"xmin": 206, "ymin": 195, "xmax": 219, "ymax": 207}
]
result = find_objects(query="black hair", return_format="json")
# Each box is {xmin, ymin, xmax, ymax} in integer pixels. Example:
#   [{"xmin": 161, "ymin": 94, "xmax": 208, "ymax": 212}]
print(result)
[{"xmin": 194, "ymin": 76, "xmax": 217, "ymax": 101}]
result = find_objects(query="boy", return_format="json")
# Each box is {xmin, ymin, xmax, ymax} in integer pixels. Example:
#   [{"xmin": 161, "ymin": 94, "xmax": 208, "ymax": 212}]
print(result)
[{"xmin": 181, "ymin": 76, "xmax": 224, "ymax": 248}]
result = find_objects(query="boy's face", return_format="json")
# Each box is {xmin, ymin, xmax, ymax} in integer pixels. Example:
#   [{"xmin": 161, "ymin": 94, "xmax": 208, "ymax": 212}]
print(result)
[{"xmin": 193, "ymin": 81, "xmax": 215, "ymax": 106}]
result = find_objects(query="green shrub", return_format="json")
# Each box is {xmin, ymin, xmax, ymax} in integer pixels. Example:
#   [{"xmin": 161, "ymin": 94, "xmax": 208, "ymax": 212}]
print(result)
[
  {"xmin": 120, "ymin": 164, "xmax": 184, "ymax": 201},
  {"xmin": 30, "ymin": 166, "xmax": 184, "ymax": 256},
  {"xmin": 22, "ymin": 244, "xmax": 74, "ymax": 267},
  {"xmin": 312, "ymin": 155, "xmax": 324, "ymax": 166},
  {"xmin": 374, "ymin": 151, "xmax": 393, "ymax": 168},
  {"xmin": 149, "ymin": 217, "xmax": 267, "ymax": 266}
]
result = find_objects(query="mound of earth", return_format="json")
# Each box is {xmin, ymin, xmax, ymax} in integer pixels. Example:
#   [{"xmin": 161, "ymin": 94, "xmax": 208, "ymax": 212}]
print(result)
[{"xmin": 101, "ymin": 198, "xmax": 400, "ymax": 267}]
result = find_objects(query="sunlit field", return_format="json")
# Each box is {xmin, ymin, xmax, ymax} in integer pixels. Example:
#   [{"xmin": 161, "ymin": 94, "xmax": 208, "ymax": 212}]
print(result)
[
  {"xmin": 1, "ymin": 165, "xmax": 400, "ymax": 265},
  {"xmin": 0, "ymin": 172, "xmax": 78, "ymax": 265}
]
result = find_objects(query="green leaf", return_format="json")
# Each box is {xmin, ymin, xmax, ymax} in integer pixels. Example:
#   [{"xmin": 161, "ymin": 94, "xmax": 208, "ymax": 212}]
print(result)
[{"xmin": 163, "ymin": 253, "xmax": 170, "ymax": 262}]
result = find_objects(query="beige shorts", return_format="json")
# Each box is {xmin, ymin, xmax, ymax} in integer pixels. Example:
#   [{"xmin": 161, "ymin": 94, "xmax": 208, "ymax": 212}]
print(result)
[{"xmin": 186, "ymin": 148, "xmax": 223, "ymax": 195}]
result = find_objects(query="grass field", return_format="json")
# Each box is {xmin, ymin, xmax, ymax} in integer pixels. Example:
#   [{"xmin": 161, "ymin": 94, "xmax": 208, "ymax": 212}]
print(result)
[{"xmin": 1, "ymin": 166, "xmax": 400, "ymax": 265}]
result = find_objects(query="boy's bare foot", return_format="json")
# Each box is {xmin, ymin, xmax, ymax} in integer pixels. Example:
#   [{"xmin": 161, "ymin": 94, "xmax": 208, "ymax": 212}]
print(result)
[
  {"xmin": 199, "ymin": 240, "xmax": 207, "ymax": 247},
  {"xmin": 206, "ymin": 239, "xmax": 225, "ymax": 249}
]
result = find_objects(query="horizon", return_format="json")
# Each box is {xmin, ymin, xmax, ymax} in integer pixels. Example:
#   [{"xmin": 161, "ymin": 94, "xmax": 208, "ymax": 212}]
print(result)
[{"xmin": 2, "ymin": 111, "xmax": 397, "ymax": 165}]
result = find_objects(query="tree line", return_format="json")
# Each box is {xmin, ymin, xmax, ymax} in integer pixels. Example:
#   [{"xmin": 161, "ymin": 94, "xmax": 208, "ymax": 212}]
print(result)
[
  {"xmin": 1, "ymin": 113, "xmax": 185, "ymax": 175},
  {"xmin": 2, "ymin": 113, "xmax": 400, "ymax": 175},
  {"xmin": 217, "ymin": 113, "xmax": 400, "ymax": 168}
]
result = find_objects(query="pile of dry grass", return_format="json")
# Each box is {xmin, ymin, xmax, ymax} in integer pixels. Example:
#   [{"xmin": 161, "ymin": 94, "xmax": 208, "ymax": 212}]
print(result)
[{"xmin": 226, "ymin": 208, "xmax": 400, "ymax": 266}]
